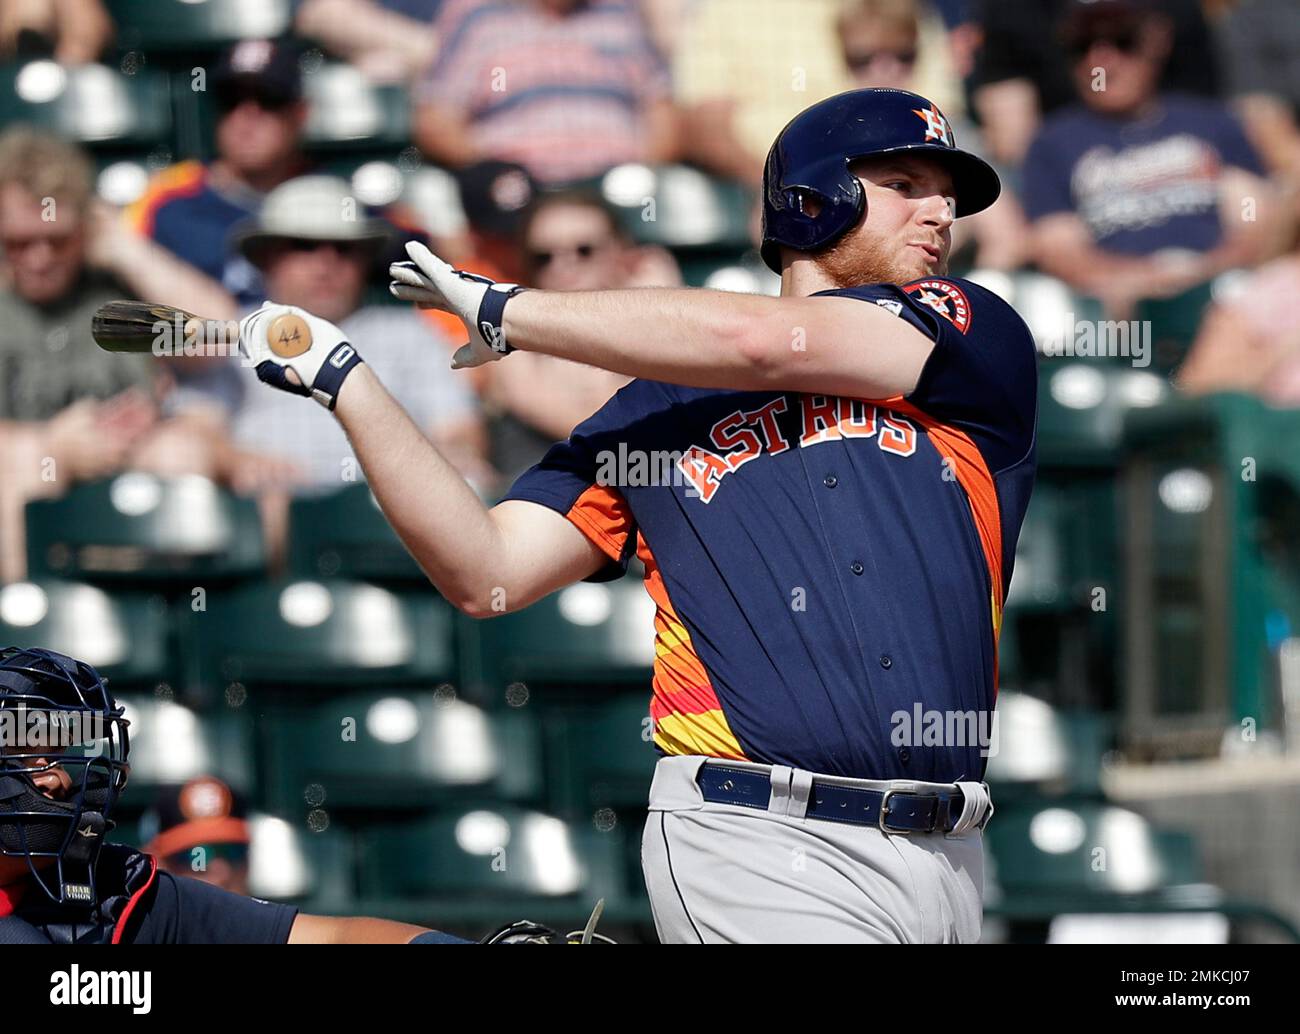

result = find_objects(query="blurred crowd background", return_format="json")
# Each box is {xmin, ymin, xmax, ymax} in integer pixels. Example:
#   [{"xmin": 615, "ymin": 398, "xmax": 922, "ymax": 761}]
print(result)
[{"xmin": 2, "ymin": 0, "xmax": 1300, "ymax": 943}]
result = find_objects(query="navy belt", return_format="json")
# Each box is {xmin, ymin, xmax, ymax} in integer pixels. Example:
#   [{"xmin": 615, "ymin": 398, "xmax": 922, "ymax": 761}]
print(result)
[{"xmin": 697, "ymin": 764, "xmax": 975, "ymax": 834}]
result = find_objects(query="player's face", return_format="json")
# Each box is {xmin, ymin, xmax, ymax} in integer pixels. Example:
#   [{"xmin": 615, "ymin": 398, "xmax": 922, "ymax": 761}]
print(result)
[
  {"xmin": 0, "ymin": 185, "xmax": 87, "ymax": 305},
  {"xmin": 261, "ymin": 238, "xmax": 369, "ymax": 323},
  {"xmin": 815, "ymin": 155, "xmax": 954, "ymax": 287}
]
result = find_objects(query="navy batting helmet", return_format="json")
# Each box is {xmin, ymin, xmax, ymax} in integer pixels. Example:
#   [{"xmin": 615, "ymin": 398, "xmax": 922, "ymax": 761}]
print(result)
[
  {"xmin": 0, "ymin": 647, "xmax": 129, "ymax": 906},
  {"xmin": 760, "ymin": 88, "xmax": 1001, "ymax": 272}
]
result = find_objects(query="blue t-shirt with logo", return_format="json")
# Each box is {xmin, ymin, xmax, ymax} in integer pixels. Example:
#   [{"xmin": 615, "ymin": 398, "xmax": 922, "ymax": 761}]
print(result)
[{"xmin": 1022, "ymin": 93, "xmax": 1263, "ymax": 255}]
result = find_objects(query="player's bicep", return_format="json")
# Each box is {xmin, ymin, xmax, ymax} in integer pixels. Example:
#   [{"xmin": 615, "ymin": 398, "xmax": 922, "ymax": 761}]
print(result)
[
  {"xmin": 486, "ymin": 500, "xmax": 612, "ymax": 614},
  {"xmin": 756, "ymin": 296, "xmax": 936, "ymax": 400}
]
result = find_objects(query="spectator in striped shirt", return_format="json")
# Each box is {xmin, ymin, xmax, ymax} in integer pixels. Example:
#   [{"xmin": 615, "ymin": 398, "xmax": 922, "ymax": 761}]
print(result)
[{"xmin": 413, "ymin": 0, "xmax": 680, "ymax": 185}]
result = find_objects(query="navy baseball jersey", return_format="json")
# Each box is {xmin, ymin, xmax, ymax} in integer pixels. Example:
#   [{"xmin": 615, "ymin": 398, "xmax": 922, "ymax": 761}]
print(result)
[
  {"xmin": 3, "ymin": 845, "xmax": 298, "ymax": 944},
  {"xmin": 505, "ymin": 277, "xmax": 1038, "ymax": 783}
]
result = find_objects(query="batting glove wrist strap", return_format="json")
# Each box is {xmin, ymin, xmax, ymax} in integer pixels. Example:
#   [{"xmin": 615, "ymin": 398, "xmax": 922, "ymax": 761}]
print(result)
[
  {"xmin": 309, "ymin": 341, "xmax": 364, "ymax": 410},
  {"xmin": 476, "ymin": 283, "xmax": 527, "ymax": 355}
]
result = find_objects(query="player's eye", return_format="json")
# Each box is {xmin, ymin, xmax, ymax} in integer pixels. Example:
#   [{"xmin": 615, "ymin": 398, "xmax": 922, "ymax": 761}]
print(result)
[{"xmin": 885, "ymin": 180, "xmax": 911, "ymax": 192}]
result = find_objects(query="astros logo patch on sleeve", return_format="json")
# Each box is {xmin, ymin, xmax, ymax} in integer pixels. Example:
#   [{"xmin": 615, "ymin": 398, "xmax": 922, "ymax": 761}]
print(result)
[{"xmin": 905, "ymin": 279, "xmax": 971, "ymax": 334}]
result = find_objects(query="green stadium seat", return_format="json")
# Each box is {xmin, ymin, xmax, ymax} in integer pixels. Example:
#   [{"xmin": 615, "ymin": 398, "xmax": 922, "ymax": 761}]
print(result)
[
  {"xmin": 355, "ymin": 807, "xmax": 624, "ymax": 905},
  {"xmin": 0, "ymin": 579, "xmax": 171, "ymax": 691},
  {"xmin": 1135, "ymin": 281, "xmax": 1214, "ymax": 375},
  {"xmin": 105, "ymin": 0, "xmax": 292, "ymax": 58},
  {"xmin": 301, "ymin": 62, "xmax": 410, "ymax": 152},
  {"xmin": 25, "ymin": 475, "xmax": 265, "ymax": 586},
  {"xmin": 985, "ymin": 691, "xmax": 1112, "ymax": 801},
  {"xmin": 470, "ymin": 578, "xmax": 656, "ymax": 692},
  {"xmin": 287, "ymin": 484, "xmax": 423, "ymax": 582},
  {"xmin": 986, "ymin": 798, "xmax": 1202, "ymax": 897},
  {"xmin": 115, "ymin": 694, "xmax": 254, "ymax": 796},
  {"xmin": 543, "ymin": 694, "xmax": 656, "ymax": 814},
  {"xmin": 256, "ymin": 690, "xmax": 543, "ymax": 812},
  {"xmin": 183, "ymin": 579, "xmax": 454, "ymax": 694},
  {"xmin": 0, "ymin": 61, "xmax": 170, "ymax": 157},
  {"xmin": 1036, "ymin": 361, "xmax": 1172, "ymax": 469},
  {"xmin": 598, "ymin": 163, "xmax": 754, "ymax": 251}
]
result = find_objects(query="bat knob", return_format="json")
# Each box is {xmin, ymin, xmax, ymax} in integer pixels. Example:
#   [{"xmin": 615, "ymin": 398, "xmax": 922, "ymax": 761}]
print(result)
[{"xmin": 267, "ymin": 313, "xmax": 313, "ymax": 358}]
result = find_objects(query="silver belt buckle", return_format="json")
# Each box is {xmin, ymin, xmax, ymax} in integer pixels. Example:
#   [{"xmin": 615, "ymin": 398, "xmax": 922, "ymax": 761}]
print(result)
[{"xmin": 877, "ymin": 788, "xmax": 917, "ymax": 835}]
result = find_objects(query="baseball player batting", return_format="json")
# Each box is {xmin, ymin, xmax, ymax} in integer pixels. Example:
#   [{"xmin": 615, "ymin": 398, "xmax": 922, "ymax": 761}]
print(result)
[{"xmin": 233, "ymin": 87, "xmax": 1038, "ymax": 944}]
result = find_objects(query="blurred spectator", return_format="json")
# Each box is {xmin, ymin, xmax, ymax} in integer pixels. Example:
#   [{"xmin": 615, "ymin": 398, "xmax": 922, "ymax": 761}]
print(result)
[
  {"xmin": 1021, "ymin": 1, "xmax": 1274, "ymax": 319},
  {"xmin": 971, "ymin": 0, "xmax": 1221, "ymax": 170},
  {"xmin": 1212, "ymin": 0, "xmax": 1300, "ymax": 198},
  {"xmin": 483, "ymin": 188, "xmax": 680, "ymax": 482},
  {"xmin": 140, "ymin": 777, "xmax": 251, "ymax": 896},
  {"xmin": 159, "ymin": 176, "xmax": 488, "ymax": 555},
  {"xmin": 838, "ymin": 0, "xmax": 1028, "ymax": 270},
  {"xmin": 128, "ymin": 39, "xmax": 311, "ymax": 307},
  {"xmin": 412, "ymin": 159, "xmax": 538, "ymax": 381},
  {"xmin": 295, "ymin": 0, "xmax": 441, "ymax": 83},
  {"xmin": 0, "ymin": 0, "xmax": 112, "ymax": 64},
  {"xmin": 413, "ymin": 0, "xmax": 678, "ymax": 185},
  {"xmin": 674, "ymin": 0, "xmax": 852, "ymax": 186},
  {"xmin": 0, "ymin": 127, "xmax": 236, "ymax": 580},
  {"xmin": 1178, "ymin": 254, "xmax": 1300, "ymax": 405}
]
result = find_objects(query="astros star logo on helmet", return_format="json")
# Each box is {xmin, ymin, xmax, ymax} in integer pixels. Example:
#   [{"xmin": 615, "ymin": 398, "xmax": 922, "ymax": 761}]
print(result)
[{"xmin": 912, "ymin": 104, "xmax": 952, "ymax": 146}]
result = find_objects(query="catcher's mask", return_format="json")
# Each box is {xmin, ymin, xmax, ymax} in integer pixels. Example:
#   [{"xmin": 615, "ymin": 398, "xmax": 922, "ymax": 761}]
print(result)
[{"xmin": 0, "ymin": 646, "xmax": 130, "ymax": 907}]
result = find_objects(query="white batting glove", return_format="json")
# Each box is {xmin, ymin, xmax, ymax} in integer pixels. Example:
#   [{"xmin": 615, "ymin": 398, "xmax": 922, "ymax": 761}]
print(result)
[
  {"xmin": 237, "ymin": 303, "xmax": 364, "ymax": 411},
  {"xmin": 388, "ymin": 241, "xmax": 527, "ymax": 370}
]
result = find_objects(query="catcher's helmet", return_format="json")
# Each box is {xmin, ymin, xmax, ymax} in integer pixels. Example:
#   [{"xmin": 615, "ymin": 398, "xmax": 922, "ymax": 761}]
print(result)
[
  {"xmin": 0, "ymin": 647, "xmax": 130, "ymax": 906},
  {"xmin": 760, "ymin": 88, "xmax": 1001, "ymax": 272}
]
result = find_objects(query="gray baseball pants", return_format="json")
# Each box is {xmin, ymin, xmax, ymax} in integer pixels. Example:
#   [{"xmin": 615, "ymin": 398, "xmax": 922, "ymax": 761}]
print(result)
[{"xmin": 640, "ymin": 755, "xmax": 993, "ymax": 944}]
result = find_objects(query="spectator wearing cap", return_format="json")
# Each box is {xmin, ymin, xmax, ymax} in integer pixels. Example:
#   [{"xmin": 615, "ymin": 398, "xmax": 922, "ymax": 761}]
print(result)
[
  {"xmin": 971, "ymin": 0, "xmax": 1223, "ymax": 170},
  {"xmin": 140, "ymin": 777, "xmax": 252, "ymax": 895},
  {"xmin": 162, "ymin": 176, "xmax": 489, "ymax": 556},
  {"xmin": 413, "ymin": 0, "xmax": 679, "ymax": 186},
  {"xmin": 837, "ymin": 0, "xmax": 1028, "ymax": 271},
  {"xmin": 1021, "ymin": 0, "xmax": 1277, "ymax": 319},
  {"xmin": 482, "ymin": 188, "xmax": 680, "ymax": 483},
  {"xmin": 127, "ymin": 39, "xmax": 312, "ymax": 307}
]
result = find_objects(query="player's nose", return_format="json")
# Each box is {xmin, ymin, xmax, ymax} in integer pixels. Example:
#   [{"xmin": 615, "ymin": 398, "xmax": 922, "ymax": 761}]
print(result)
[{"xmin": 917, "ymin": 191, "xmax": 956, "ymax": 231}]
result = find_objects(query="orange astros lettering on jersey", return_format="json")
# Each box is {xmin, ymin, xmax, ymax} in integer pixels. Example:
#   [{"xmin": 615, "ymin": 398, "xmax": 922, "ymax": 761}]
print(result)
[
  {"xmin": 799, "ymin": 395, "xmax": 842, "ymax": 446},
  {"xmin": 678, "ymin": 394, "xmax": 918, "ymax": 504}
]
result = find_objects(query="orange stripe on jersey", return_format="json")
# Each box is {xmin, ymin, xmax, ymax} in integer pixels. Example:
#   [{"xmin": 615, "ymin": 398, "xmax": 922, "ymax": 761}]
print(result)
[
  {"xmin": 565, "ymin": 484, "xmax": 634, "ymax": 563},
  {"xmin": 638, "ymin": 535, "xmax": 748, "ymax": 760},
  {"xmin": 125, "ymin": 161, "xmax": 206, "ymax": 237},
  {"xmin": 884, "ymin": 396, "xmax": 1005, "ymax": 686}
]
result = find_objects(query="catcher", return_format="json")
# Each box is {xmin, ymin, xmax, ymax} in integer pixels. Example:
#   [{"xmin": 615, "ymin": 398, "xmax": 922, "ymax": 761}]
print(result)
[
  {"xmin": 234, "ymin": 88, "xmax": 1037, "ymax": 943},
  {"xmin": 0, "ymin": 646, "xmax": 602, "ymax": 944}
]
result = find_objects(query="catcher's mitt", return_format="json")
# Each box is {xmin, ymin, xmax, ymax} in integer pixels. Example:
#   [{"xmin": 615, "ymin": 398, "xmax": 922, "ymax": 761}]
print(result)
[{"xmin": 480, "ymin": 900, "xmax": 616, "ymax": 944}]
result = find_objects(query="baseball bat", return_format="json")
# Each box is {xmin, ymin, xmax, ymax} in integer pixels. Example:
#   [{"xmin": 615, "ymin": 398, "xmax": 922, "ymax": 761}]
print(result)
[{"xmin": 90, "ymin": 300, "xmax": 313, "ymax": 359}]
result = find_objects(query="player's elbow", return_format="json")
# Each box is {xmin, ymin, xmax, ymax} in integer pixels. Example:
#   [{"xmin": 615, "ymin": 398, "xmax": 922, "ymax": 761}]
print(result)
[{"xmin": 733, "ymin": 308, "xmax": 793, "ymax": 387}]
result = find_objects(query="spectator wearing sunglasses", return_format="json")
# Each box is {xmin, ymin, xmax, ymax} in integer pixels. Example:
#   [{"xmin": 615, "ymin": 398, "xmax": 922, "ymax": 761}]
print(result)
[
  {"xmin": 837, "ymin": 0, "xmax": 1028, "ymax": 271},
  {"xmin": 1021, "ymin": 0, "xmax": 1276, "ymax": 320},
  {"xmin": 479, "ymin": 189, "xmax": 681, "ymax": 484},
  {"xmin": 127, "ymin": 39, "xmax": 313, "ymax": 308},
  {"xmin": 971, "ymin": 0, "xmax": 1221, "ymax": 170}
]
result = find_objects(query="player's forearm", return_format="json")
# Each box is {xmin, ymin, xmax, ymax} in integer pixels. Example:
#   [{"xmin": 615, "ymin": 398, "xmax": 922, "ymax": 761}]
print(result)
[
  {"xmin": 332, "ymin": 365, "xmax": 506, "ymax": 610},
  {"xmin": 502, "ymin": 287, "xmax": 784, "ymax": 389}
]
